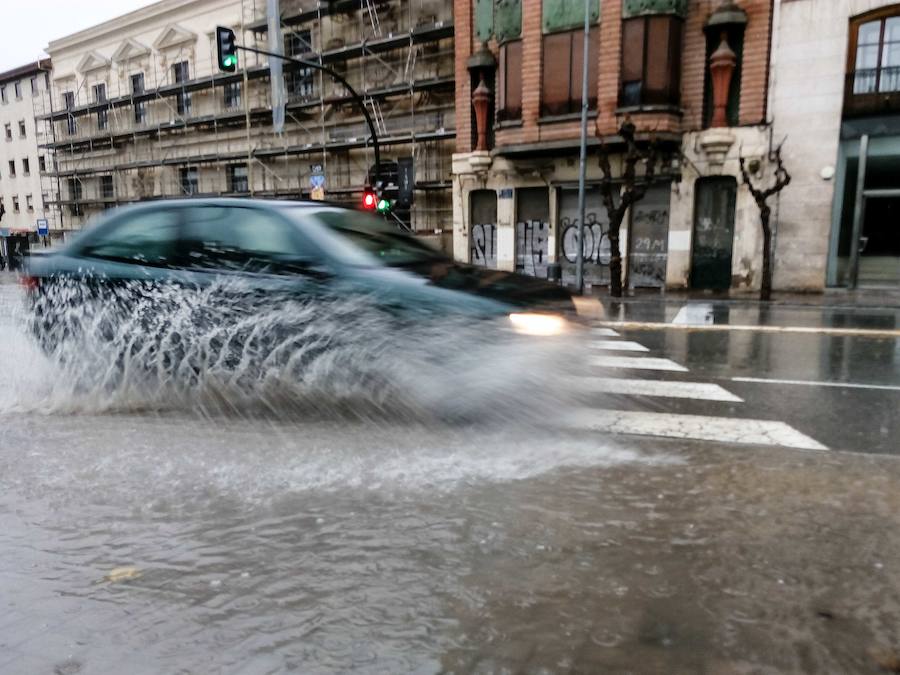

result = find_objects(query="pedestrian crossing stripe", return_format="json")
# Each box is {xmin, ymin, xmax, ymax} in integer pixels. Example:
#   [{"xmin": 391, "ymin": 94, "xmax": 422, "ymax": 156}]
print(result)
[
  {"xmin": 592, "ymin": 328, "xmax": 620, "ymax": 337},
  {"xmin": 562, "ymin": 409, "xmax": 827, "ymax": 451},
  {"xmin": 579, "ymin": 377, "xmax": 743, "ymax": 402},
  {"xmin": 591, "ymin": 340, "xmax": 650, "ymax": 352},
  {"xmin": 590, "ymin": 355, "xmax": 689, "ymax": 372}
]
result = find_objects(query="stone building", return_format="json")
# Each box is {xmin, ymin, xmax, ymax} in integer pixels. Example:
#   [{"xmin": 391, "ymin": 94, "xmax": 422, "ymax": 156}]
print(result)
[
  {"xmin": 36, "ymin": 0, "xmax": 455, "ymax": 235},
  {"xmin": 0, "ymin": 60, "xmax": 54, "ymax": 263},
  {"xmin": 451, "ymin": 0, "xmax": 777, "ymax": 292},
  {"xmin": 770, "ymin": 0, "xmax": 900, "ymax": 290}
]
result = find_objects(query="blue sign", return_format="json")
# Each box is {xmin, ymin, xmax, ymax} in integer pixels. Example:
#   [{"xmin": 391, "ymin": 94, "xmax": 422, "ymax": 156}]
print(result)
[
  {"xmin": 0, "ymin": 228, "xmax": 9, "ymax": 238},
  {"xmin": 36, "ymin": 218, "xmax": 49, "ymax": 236},
  {"xmin": 498, "ymin": 188, "xmax": 513, "ymax": 199}
]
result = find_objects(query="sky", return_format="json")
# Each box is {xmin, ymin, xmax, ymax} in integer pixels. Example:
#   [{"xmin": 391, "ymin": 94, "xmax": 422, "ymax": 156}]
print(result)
[{"xmin": 0, "ymin": 0, "xmax": 159, "ymax": 72}]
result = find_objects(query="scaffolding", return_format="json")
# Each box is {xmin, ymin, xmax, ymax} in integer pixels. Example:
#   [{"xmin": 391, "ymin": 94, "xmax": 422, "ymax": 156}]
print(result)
[{"xmin": 33, "ymin": 0, "xmax": 455, "ymax": 232}]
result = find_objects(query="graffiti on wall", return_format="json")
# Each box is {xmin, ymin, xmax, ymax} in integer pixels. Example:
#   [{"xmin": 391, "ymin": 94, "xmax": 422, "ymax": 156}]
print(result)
[
  {"xmin": 470, "ymin": 222, "xmax": 498, "ymax": 268},
  {"xmin": 629, "ymin": 185, "xmax": 670, "ymax": 288},
  {"xmin": 515, "ymin": 220, "xmax": 549, "ymax": 278}
]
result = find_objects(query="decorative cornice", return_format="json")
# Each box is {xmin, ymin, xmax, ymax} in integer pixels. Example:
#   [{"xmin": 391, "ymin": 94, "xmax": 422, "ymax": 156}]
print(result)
[
  {"xmin": 111, "ymin": 38, "xmax": 151, "ymax": 63},
  {"xmin": 622, "ymin": 0, "xmax": 688, "ymax": 19}
]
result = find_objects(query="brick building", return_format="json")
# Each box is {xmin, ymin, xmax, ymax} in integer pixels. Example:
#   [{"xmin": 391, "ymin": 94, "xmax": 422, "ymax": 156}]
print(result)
[{"xmin": 451, "ymin": 0, "xmax": 776, "ymax": 292}]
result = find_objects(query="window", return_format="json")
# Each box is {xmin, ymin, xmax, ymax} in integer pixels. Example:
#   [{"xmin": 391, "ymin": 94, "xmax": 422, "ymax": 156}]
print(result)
[
  {"xmin": 81, "ymin": 209, "xmax": 181, "ymax": 266},
  {"xmin": 68, "ymin": 178, "xmax": 82, "ymax": 216},
  {"xmin": 227, "ymin": 164, "xmax": 248, "ymax": 193},
  {"xmin": 100, "ymin": 175, "xmax": 114, "ymax": 199},
  {"xmin": 0, "ymin": 85, "xmax": 6, "ymax": 104},
  {"xmin": 8, "ymin": 160, "xmax": 15, "ymax": 177},
  {"xmin": 173, "ymin": 61, "xmax": 191, "ymax": 116},
  {"xmin": 541, "ymin": 27, "xmax": 598, "ymax": 116},
  {"xmin": 22, "ymin": 158, "xmax": 29, "ymax": 176},
  {"xmin": 26, "ymin": 195, "xmax": 33, "ymax": 211},
  {"xmin": 93, "ymin": 83, "xmax": 108, "ymax": 130},
  {"xmin": 4, "ymin": 123, "xmax": 10, "ymax": 141},
  {"xmin": 620, "ymin": 15, "xmax": 683, "ymax": 107},
  {"xmin": 286, "ymin": 69, "xmax": 315, "ymax": 102},
  {"xmin": 224, "ymin": 81, "xmax": 241, "ymax": 109},
  {"xmin": 180, "ymin": 167, "xmax": 199, "ymax": 195},
  {"xmin": 63, "ymin": 91, "xmax": 76, "ymax": 135},
  {"xmin": 286, "ymin": 30, "xmax": 312, "ymax": 57},
  {"xmin": 181, "ymin": 206, "xmax": 313, "ymax": 271},
  {"xmin": 13, "ymin": 196, "xmax": 19, "ymax": 213},
  {"xmin": 18, "ymin": 120, "xmax": 25, "ymax": 138},
  {"xmin": 39, "ymin": 156, "xmax": 46, "ymax": 172},
  {"xmin": 498, "ymin": 40, "xmax": 523, "ymax": 121},
  {"xmin": 853, "ymin": 14, "xmax": 900, "ymax": 93},
  {"xmin": 30, "ymin": 76, "xmax": 38, "ymax": 96},
  {"xmin": 14, "ymin": 81, "xmax": 21, "ymax": 99},
  {"xmin": 132, "ymin": 73, "xmax": 146, "ymax": 125}
]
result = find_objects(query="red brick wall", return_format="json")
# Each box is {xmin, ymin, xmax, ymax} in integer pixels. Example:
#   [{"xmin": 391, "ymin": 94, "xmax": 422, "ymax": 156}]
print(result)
[
  {"xmin": 454, "ymin": 0, "xmax": 773, "ymax": 151},
  {"xmin": 454, "ymin": 0, "xmax": 474, "ymax": 152}
]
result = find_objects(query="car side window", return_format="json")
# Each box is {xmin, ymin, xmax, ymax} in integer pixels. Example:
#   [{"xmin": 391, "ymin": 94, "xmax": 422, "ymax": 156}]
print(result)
[
  {"xmin": 81, "ymin": 209, "xmax": 180, "ymax": 266},
  {"xmin": 181, "ymin": 206, "xmax": 317, "ymax": 273}
]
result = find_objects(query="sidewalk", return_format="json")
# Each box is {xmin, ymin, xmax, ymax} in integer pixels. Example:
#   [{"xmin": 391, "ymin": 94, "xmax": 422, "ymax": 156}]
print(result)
[{"xmin": 588, "ymin": 287, "xmax": 900, "ymax": 333}]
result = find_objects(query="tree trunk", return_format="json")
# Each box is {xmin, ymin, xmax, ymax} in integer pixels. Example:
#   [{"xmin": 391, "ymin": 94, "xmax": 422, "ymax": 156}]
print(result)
[
  {"xmin": 760, "ymin": 207, "xmax": 772, "ymax": 301},
  {"xmin": 609, "ymin": 217, "xmax": 624, "ymax": 298}
]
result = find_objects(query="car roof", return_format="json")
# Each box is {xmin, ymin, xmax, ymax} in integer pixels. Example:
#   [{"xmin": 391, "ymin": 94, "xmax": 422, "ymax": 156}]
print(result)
[{"xmin": 103, "ymin": 197, "xmax": 349, "ymax": 217}]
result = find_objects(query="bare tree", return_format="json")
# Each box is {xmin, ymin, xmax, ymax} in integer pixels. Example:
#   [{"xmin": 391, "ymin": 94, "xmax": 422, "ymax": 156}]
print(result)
[
  {"xmin": 597, "ymin": 120, "xmax": 660, "ymax": 298},
  {"xmin": 739, "ymin": 143, "xmax": 791, "ymax": 301}
]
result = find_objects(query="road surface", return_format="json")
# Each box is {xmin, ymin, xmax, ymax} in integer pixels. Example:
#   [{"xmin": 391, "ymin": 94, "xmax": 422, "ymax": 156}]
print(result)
[{"xmin": 1, "ymin": 280, "xmax": 898, "ymax": 673}]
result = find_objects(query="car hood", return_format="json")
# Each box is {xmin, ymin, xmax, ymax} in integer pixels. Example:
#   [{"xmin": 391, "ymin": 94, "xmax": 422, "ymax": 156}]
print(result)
[{"xmin": 397, "ymin": 259, "xmax": 574, "ymax": 310}]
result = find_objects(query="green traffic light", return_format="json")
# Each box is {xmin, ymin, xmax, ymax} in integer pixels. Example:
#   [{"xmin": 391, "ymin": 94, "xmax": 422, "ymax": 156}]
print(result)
[
  {"xmin": 223, "ymin": 55, "xmax": 236, "ymax": 67},
  {"xmin": 376, "ymin": 198, "xmax": 391, "ymax": 213}
]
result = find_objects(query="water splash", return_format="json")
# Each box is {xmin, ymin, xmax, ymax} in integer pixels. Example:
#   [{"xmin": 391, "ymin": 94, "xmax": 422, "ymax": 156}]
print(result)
[{"xmin": 7, "ymin": 276, "xmax": 581, "ymax": 424}]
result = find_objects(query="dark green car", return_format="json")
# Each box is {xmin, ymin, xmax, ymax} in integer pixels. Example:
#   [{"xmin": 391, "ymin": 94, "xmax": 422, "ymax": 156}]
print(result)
[{"xmin": 25, "ymin": 199, "xmax": 577, "ymax": 346}]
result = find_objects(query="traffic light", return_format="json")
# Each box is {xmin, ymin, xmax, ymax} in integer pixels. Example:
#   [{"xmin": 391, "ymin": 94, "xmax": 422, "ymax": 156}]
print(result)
[
  {"xmin": 362, "ymin": 188, "xmax": 377, "ymax": 210},
  {"xmin": 216, "ymin": 27, "xmax": 238, "ymax": 72},
  {"xmin": 376, "ymin": 197, "xmax": 392, "ymax": 214}
]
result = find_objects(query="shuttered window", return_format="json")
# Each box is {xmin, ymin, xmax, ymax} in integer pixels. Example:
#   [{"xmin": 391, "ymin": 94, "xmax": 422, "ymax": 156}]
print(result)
[{"xmin": 541, "ymin": 27, "xmax": 598, "ymax": 116}]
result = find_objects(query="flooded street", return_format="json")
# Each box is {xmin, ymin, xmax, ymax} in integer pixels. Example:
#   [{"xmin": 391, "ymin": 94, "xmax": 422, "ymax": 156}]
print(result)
[{"xmin": 2, "ymin": 281, "xmax": 900, "ymax": 673}]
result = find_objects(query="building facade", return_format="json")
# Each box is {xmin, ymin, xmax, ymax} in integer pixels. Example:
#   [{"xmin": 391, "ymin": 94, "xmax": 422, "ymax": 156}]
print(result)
[
  {"xmin": 37, "ymin": 0, "xmax": 455, "ymax": 235},
  {"xmin": 771, "ymin": 0, "xmax": 900, "ymax": 290},
  {"xmin": 0, "ymin": 60, "xmax": 54, "ymax": 263},
  {"xmin": 451, "ymin": 0, "xmax": 778, "ymax": 292}
]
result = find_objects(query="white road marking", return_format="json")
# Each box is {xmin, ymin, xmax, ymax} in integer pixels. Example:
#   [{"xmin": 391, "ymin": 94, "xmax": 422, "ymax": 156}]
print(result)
[
  {"xmin": 595, "ymin": 321, "xmax": 900, "ymax": 339},
  {"xmin": 591, "ymin": 340, "xmax": 650, "ymax": 352},
  {"xmin": 563, "ymin": 409, "xmax": 827, "ymax": 451},
  {"xmin": 581, "ymin": 377, "xmax": 743, "ymax": 402},
  {"xmin": 591, "ymin": 355, "xmax": 689, "ymax": 372},
  {"xmin": 592, "ymin": 328, "xmax": 620, "ymax": 337},
  {"xmin": 732, "ymin": 376, "xmax": 900, "ymax": 392}
]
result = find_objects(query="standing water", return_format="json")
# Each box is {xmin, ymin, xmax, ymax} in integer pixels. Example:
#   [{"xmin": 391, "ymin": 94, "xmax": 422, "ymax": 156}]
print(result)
[{"xmin": 1, "ymin": 278, "xmax": 899, "ymax": 673}]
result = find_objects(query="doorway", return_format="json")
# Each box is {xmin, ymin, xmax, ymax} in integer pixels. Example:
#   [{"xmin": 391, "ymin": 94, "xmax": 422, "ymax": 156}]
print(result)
[{"xmin": 691, "ymin": 177, "xmax": 737, "ymax": 290}]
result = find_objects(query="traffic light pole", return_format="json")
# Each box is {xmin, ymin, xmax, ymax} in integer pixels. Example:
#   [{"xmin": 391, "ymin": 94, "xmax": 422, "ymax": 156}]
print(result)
[{"xmin": 234, "ymin": 44, "xmax": 381, "ymax": 188}]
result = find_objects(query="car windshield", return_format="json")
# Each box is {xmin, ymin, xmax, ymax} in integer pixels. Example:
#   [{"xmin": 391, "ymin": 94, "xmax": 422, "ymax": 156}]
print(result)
[{"xmin": 309, "ymin": 209, "xmax": 448, "ymax": 267}]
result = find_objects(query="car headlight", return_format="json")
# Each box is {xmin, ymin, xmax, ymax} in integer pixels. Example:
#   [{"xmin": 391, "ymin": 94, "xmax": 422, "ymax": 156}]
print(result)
[{"xmin": 508, "ymin": 312, "xmax": 569, "ymax": 336}]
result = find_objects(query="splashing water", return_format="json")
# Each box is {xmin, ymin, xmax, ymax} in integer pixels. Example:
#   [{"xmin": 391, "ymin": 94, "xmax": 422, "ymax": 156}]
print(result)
[{"xmin": 6, "ymin": 276, "xmax": 582, "ymax": 425}]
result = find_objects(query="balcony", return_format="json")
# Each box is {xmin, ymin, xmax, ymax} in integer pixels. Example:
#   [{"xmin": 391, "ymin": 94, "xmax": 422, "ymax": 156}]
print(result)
[{"xmin": 844, "ymin": 67, "xmax": 900, "ymax": 118}]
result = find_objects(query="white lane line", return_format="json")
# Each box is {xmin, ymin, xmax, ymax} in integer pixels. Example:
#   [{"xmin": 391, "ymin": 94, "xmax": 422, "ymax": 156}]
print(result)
[
  {"xmin": 732, "ymin": 376, "xmax": 900, "ymax": 392},
  {"xmin": 591, "ymin": 340, "xmax": 650, "ymax": 352},
  {"xmin": 596, "ymin": 321, "xmax": 900, "ymax": 339},
  {"xmin": 581, "ymin": 377, "xmax": 743, "ymax": 402},
  {"xmin": 591, "ymin": 355, "xmax": 689, "ymax": 372},
  {"xmin": 592, "ymin": 328, "xmax": 620, "ymax": 337},
  {"xmin": 562, "ymin": 409, "xmax": 827, "ymax": 451}
]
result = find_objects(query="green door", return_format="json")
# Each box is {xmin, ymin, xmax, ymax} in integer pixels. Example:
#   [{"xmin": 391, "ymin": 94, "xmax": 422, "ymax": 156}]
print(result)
[{"xmin": 691, "ymin": 177, "xmax": 737, "ymax": 290}]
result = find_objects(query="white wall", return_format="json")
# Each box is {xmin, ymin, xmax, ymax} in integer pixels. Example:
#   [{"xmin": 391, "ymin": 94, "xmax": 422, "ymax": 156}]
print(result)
[
  {"xmin": 0, "ymin": 68, "xmax": 52, "ymax": 233},
  {"xmin": 769, "ymin": 0, "xmax": 898, "ymax": 289}
]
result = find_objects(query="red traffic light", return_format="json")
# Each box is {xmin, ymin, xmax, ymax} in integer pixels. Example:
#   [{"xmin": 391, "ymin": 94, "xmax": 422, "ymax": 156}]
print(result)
[{"xmin": 362, "ymin": 190, "xmax": 377, "ymax": 209}]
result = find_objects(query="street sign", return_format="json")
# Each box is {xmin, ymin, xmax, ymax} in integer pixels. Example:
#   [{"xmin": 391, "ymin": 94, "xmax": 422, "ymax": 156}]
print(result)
[
  {"xmin": 310, "ymin": 168, "xmax": 325, "ymax": 200},
  {"xmin": 398, "ymin": 157, "xmax": 414, "ymax": 206},
  {"xmin": 36, "ymin": 218, "xmax": 49, "ymax": 237}
]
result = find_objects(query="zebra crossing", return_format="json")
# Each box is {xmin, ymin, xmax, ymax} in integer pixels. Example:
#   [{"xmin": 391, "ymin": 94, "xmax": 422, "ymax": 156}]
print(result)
[{"xmin": 567, "ymin": 327, "xmax": 828, "ymax": 451}]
